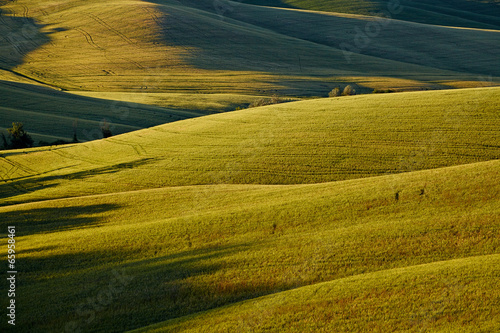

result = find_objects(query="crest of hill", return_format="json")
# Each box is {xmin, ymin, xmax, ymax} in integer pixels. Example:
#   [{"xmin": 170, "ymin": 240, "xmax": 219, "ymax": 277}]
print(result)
[
  {"xmin": 130, "ymin": 254, "xmax": 500, "ymax": 332},
  {"xmin": 1, "ymin": 87, "xmax": 499, "ymax": 205}
]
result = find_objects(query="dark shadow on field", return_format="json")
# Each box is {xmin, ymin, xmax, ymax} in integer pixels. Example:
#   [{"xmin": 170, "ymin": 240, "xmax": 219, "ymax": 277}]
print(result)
[
  {"xmin": 0, "ymin": 203, "xmax": 121, "ymax": 236},
  {"xmin": 143, "ymin": 0, "xmax": 500, "ymax": 82},
  {"xmin": 0, "ymin": 157, "xmax": 155, "ymax": 205},
  {"xmin": 0, "ymin": 80, "xmax": 192, "ymax": 145},
  {"xmin": 0, "ymin": 3, "xmax": 52, "ymax": 72},
  {"xmin": 15, "ymin": 243, "xmax": 271, "ymax": 333}
]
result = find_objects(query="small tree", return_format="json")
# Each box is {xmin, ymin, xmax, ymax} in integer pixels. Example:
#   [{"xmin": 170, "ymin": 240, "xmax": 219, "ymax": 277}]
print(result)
[
  {"xmin": 328, "ymin": 87, "xmax": 341, "ymax": 97},
  {"xmin": 342, "ymin": 85, "xmax": 356, "ymax": 96},
  {"xmin": 2, "ymin": 122, "xmax": 34, "ymax": 149},
  {"xmin": 100, "ymin": 120, "xmax": 113, "ymax": 138}
]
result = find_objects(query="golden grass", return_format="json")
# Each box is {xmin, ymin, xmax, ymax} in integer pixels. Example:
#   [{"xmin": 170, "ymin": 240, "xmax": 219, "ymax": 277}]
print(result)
[{"xmin": 1, "ymin": 0, "xmax": 499, "ymax": 96}]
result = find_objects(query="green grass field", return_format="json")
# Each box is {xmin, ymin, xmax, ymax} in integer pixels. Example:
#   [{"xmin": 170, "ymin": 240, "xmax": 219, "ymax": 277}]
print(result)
[
  {"xmin": 1, "ymin": 157, "xmax": 499, "ymax": 331},
  {"xmin": 0, "ymin": 80, "xmax": 205, "ymax": 143},
  {"xmin": 1, "ymin": 0, "xmax": 499, "ymax": 332},
  {"xmin": 133, "ymin": 254, "xmax": 500, "ymax": 332},
  {"xmin": 0, "ymin": 80, "xmax": 277, "ymax": 143},
  {"xmin": 1, "ymin": 87, "xmax": 498, "ymax": 205}
]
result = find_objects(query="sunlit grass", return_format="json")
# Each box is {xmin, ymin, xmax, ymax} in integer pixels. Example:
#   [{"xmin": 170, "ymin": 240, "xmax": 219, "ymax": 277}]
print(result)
[
  {"xmin": 134, "ymin": 254, "xmax": 500, "ymax": 332},
  {"xmin": 0, "ymin": 158, "xmax": 498, "ymax": 331},
  {"xmin": 1, "ymin": 87, "xmax": 498, "ymax": 205},
  {"xmin": 1, "ymin": 0, "xmax": 499, "ymax": 96}
]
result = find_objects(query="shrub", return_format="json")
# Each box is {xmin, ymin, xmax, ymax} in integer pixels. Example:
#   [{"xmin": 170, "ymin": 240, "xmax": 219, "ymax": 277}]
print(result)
[
  {"xmin": 373, "ymin": 89, "xmax": 395, "ymax": 94},
  {"xmin": 342, "ymin": 85, "xmax": 356, "ymax": 96},
  {"xmin": 328, "ymin": 87, "xmax": 341, "ymax": 97},
  {"xmin": 248, "ymin": 94, "xmax": 287, "ymax": 108},
  {"xmin": 100, "ymin": 120, "xmax": 113, "ymax": 138}
]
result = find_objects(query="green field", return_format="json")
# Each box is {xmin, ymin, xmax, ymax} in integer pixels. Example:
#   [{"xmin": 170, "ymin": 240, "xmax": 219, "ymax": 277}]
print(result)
[
  {"xmin": 1, "ymin": 0, "xmax": 499, "ymax": 332},
  {"xmin": 1, "ymin": 87, "xmax": 499, "ymax": 205},
  {"xmin": 1, "ymin": 156, "xmax": 499, "ymax": 331},
  {"xmin": 0, "ymin": 80, "xmax": 276, "ymax": 143}
]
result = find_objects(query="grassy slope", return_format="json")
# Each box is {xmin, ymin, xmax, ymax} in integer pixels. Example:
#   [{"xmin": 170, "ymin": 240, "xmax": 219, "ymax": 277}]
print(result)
[
  {"xmin": 0, "ymin": 0, "xmax": 499, "ymax": 96},
  {"xmin": 0, "ymin": 80, "xmax": 205, "ymax": 143},
  {"xmin": 134, "ymin": 255, "xmax": 500, "ymax": 332},
  {"xmin": 0, "ymin": 1, "xmax": 498, "ymax": 331},
  {"xmin": 193, "ymin": 0, "xmax": 500, "ymax": 79},
  {"xmin": 0, "ymin": 158, "xmax": 498, "ymax": 332},
  {"xmin": 238, "ymin": 0, "xmax": 500, "ymax": 30},
  {"xmin": 0, "ymin": 80, "xmax": 277, "ymax": 144},
  {"xmin": 1, "ymin": 87, "xmax": 498, "ymax": 205}
]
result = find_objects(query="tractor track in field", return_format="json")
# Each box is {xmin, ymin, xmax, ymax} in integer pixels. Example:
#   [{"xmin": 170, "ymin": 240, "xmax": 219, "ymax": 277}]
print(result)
[
  {"xmin": 0, "ymin": 158, "xmax": 33, "ymax": 194},
  {"xmin": 143, "ymin": 6, "xmax": 162, "ymax": 27},
  {"xmin": 105, "ymin": 138, "xmax": 148, "ymax": 156},
  {"xmin": 74, "ymin": 27, "xmax": 104, "ymax": 51},
  {"xmin": 125, "ymin": 58, "xmax": 146, "ymax": 70},
  {"xmin": 20, "ymin": 4, "xmax": 28, "ymax": 19},
  {"xmin": 49, "ymin": 148, "xmax": 104, "ymax": 166},
  {"xmin": 0, "ymin": 156, "xmax": 36, "ymax": 175},
  {"xmin": 87, "ymin": 13, "xmax": 135, "ymax": 45}
]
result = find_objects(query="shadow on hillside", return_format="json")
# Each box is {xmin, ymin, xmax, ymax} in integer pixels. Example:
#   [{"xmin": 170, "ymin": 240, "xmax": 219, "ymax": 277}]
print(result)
[
  {"xmin": 0, "ymin": 4, "xmax": 53, "ymax": 72},
  {"xmin": 19, "ymin": 243, "xmax": 258, "ymax": 332},
  {"xmin": 143, "ymin": 0, "xmax": 500, "ymax": 84},
  {"xmin": 141, "ymin": 0, "xmax": 377, "ymax": 95},
  {"xmin": 0, "ymin": 203, "xmax": 121, "ymax": 236},
  {"xmin": 0, "ymin": 158, "xmax": 155, "ymax": 204}
]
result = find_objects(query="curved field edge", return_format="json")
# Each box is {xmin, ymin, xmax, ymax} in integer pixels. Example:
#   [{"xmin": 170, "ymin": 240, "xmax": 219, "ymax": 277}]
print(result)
[
  {"xmin": 0, "ymin": 158, "xmax": 498, "ymax": 331},
  {"xmin": 1, "ymin": 87, "xmax": 499, "ymax": 205},
  {"xmin": 129, "ymin": 254, "xmax": 500, "ymax": 333}
]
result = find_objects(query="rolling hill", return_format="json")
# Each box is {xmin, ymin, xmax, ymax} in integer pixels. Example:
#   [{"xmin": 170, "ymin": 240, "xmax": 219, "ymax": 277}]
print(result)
[
  {"xmin": 132, "ymin": 254, "xmax": 500, "ymax": 332},
  {"xmin": 0, "ymin": 80, "xmax": 203, "ymax": 144},
  {"xmin": 0, "ymin": 0, "xmax": 499, "ymax": 332},
  {"xmin": 0, "ymin": 0, "xmax": 499, "ymax": 97},
  {"xmin": 1, "ymin": 87, "xmax": 498, "ymax": 206},
  {"xmin": 0, "ymin": 80, "xmax": 274, "ymax": 144},
  {"xmin": 1, "ymin": 156, "xmax": 498, "ymax": 332}
]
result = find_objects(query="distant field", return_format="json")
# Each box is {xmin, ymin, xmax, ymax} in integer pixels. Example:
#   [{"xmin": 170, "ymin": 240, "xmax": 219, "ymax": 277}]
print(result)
[
  {"xmin": 1, "ymin": 158, "xmax": 498, "ymax": 331},
  {"xmin": 237, "ymin": 0, "xmax": 500, "ymax": 29},
  {"xmin": 194, "ymin": 0, "xmax": 500, "ymax": 79},
  {"xmin": 1, "ymin": 87, "xmax": 499, "ymax": 205},
  {"xmin": 70, "ymin": 91, "xmax": 293, "ymax": 114},
  {"xmin": 0, "ymin": 80, "xmax": 199, "ymax": 143},
  {"xmin": 1, "ymin": 0, "xmax": 499, "ymax": 96}
]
